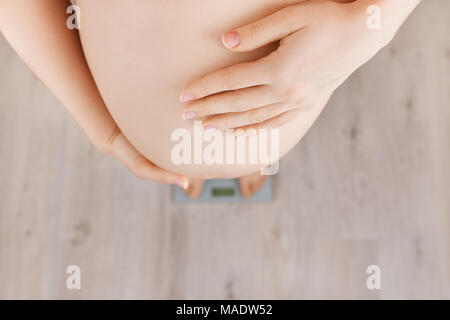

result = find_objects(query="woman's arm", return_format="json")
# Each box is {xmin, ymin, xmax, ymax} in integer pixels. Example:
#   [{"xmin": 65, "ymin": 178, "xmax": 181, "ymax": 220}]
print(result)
[
  {"xmin": 354, "ymin": 0, "xmax": 422, "ymax": 44},
  {"xmin": 0, "ymin": 0, "xmax": 188, "ymax": 188},
  {"xmin": 179, "ymin": 0, "xmax": 422, "ymax": 132}
]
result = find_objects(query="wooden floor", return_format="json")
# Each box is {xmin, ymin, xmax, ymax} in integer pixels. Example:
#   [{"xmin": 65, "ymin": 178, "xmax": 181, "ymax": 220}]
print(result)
[{"xmin": 0, "ymin": 0, "xmax": 449, "ymax": 299}]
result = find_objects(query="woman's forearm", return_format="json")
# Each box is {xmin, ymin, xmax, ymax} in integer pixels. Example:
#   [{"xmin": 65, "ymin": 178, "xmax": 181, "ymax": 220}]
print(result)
[
  {"xmin": 358, "ymin": 0, "xmax": 422, "ymax": 17},
  {"xmin": 0, "ymin": 0, "xmax": 190, "ymax": 186},
  {"xmin": 354, "ymin": 0, "xmax": 422, "ymax": 44},
  {"xmin": 0, "ymin": 0, "xmax": 116, "ymax": 147}
]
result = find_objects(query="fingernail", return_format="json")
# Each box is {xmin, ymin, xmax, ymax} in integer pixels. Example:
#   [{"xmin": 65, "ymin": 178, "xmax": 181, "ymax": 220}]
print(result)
[
  {"xmin": 222, "ymin": 31, "xmax": 240, "ymax": 48},
  {"xmin": 204, "ymin": 125, "xmax": 217, "ymax": 133},
  {"xmin": 182, "ymin": 111, "xmax": 197, "ymax": 120},
  {"xmin": 180, "ymin": 93, "xmax": 195, "ymax": 103},
  {"xmin": 176, "ymin": 178, "xmax": 189, "ymax": 190}
]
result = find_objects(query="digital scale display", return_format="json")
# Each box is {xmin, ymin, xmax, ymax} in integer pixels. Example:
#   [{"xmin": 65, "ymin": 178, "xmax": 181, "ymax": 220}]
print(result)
[{"xmin": 211, "ymin": 187, "xmax": 235, "ymax": 197}]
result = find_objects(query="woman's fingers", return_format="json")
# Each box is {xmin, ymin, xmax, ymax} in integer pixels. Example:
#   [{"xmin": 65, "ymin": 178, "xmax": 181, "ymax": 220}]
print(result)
[
  {"xmin": 182, "ymin": 85, "xmax": 283, "ymax": 119},
  {"xmin": 235, "ymin": 107, "xmax": 306, "ymax": 136},
  {"xmin": 106, "ymin": 130, "xmax": 189, "ymax": 189},
  {"xmin": 202, "ymin": 101, "xmax": 299, "ymax": 131},
  {"xmin": 180, "ymin": 57, "xmax": 273, "ymax": 102},
  {"xmin": 179, "ymin": 3, "xmax": 312, "ymax": 101},
  {"xmin": 221, "ymin": 4, "xmax": 309, "ymax": 52}
]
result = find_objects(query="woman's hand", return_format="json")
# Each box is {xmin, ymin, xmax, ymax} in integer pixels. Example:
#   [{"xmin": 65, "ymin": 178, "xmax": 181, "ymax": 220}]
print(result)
[
  {"xmin": 90, "ymin": 123, "xmax": 189, "ymax": 189},
  {"xmin": 180, "ymin": 0, "xmax": 420, "ymax": 133}
]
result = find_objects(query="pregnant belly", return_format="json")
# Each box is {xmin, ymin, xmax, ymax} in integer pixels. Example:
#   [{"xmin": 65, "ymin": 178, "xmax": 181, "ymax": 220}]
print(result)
[{"xmin": 77, "ymin": 0, "xmax": 317, "ymax": 178}]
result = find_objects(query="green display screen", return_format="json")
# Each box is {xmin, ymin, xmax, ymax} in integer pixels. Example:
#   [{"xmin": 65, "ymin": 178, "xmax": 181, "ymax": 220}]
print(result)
[{"xmin": 212, "ymin": 188, "xmax": 235, "ymax": 197}]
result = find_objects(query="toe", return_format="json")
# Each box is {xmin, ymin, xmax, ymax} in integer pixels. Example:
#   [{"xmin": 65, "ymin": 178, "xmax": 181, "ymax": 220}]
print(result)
[
  {"xmin": 185, "ymin": 179, "xmax": 204, "ymax": 200},
  {"xmin": 250, "ymin": 176, "xmax": 267, "ymax": 196},
  {"xmin": 239, "ymin": 179, "xmax": 252, "ymax": 199},
  {"xmin": 239, "ymin": 173, "xmax": 267, "ymax": 199}
]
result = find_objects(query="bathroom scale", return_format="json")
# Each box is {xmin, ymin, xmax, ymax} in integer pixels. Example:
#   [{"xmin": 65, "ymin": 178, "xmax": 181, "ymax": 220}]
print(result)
[{"xmin": 173, "ymin": 177, "xmax": 273, "ymax": 203}]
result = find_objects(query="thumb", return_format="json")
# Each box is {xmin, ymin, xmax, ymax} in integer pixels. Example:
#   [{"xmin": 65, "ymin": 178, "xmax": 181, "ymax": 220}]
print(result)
[
  {"xmin": 106, "ymin": 130, "xmax": 190, "ymax": 189},
  {"xmin": 145, "ymin": 161, "xmax": 190, "ymax": 190},
  {"xmin": 221, "ymin": 4, "xmax": 308, "ymax": 52},
  {"xmin": 157, "ymin": 168, "xmax": 190, "ymax": 190}
]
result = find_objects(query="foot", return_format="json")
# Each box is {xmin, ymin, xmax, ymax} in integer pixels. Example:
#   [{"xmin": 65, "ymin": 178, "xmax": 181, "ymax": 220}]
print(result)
[
  {"xmin": 183, "ymin": 178, "xmax": 205, "ymax": 200},
  {"xmin": 238, "ymin": 172, "xmax": 267, "ymax": 199}
]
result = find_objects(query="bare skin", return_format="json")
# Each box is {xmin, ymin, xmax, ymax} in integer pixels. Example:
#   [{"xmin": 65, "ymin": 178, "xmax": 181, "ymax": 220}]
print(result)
[
  {"xmin": 0, "ymin": 0, "xmax": 189, "ymax": 189},
  {"xmin": 75, "ymin": 0, "xmax": 318, "ymax": 181},
  {"xmin": 185, "ymin": 178, "xmax": 205, "ymax": 200},
  {"xmin": 179, "ymin": 0, "xmax": 421, "ymax": 198},
  {"xmin": 181, "ymin": 0, "xmax": 422, "ymax": 134},
  {"xmin": 238, "ymin": 173, "xmax": 268, "ymax": 199},
  {"xmin": 1, "ymin": 0, "xmax": 421, "ymax": 198}
]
